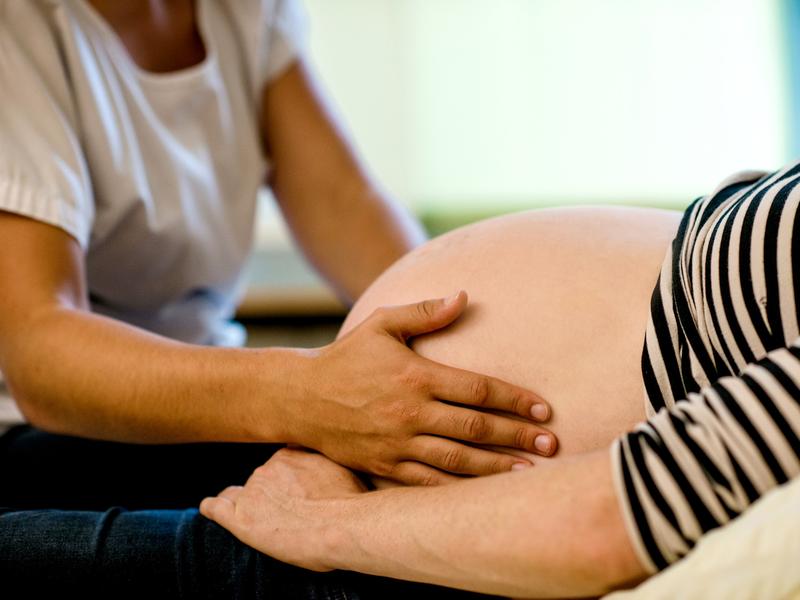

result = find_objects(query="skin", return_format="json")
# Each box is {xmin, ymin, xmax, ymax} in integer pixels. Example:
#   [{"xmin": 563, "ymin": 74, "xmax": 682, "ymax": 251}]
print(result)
[
  {"xmin": 0, "ymin": 0, "xmax": 557, "ymax": 485},
  {"xmin": 342, "ymin": 205, "xmax": 682, "ymax": 469},
  {"xmin": 200, "ymin": 206, "xmax": 684, "ymax": 597},
  {"xmin": 202, "ymin": 448, "xmax": 642, "ymax": 598}
]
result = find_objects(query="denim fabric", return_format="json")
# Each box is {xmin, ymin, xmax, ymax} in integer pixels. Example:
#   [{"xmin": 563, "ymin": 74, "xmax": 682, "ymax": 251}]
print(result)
[
  {"xmin": 0, "ymin": 426, "xmax": 496, "ymax": 599},
  {"xmin": 0, "ymin": 505, "xmax": 485, "ymax": 599},
  {"xmin": 0, "ymin": 424, "xmax": 282, "ymax": 510}
]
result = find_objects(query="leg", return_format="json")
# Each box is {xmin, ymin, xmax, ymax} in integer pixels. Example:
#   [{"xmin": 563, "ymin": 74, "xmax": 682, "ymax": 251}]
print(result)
[
  {"xmin": 0, "ymin": 424, "xmax": 281, "ymax": 509},
  {"xmin": 0, "ymin": 506, "xmax": 496, "ymax": 599}
]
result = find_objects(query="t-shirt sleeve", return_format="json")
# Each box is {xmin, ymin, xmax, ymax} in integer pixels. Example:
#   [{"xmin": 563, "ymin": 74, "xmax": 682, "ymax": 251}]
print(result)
[
  {"xmin": 610, "ymin": 337, "xmax": 800, "ymax": 573},
  {"xmin": 262, "ymin": 0, "xmax": 310, "ymax": 84},
  {"xmin": 232, "ymin": 0, "xmax": 310, "ymax": 107},
  {"xmin": 0, "ymin": 13, "xmax": 94, "ymax": 249}
]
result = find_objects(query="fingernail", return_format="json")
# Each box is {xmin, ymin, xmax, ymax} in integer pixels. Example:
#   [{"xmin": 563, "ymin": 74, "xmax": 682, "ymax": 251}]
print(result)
[
  {"xmin": 511, "ymin": 462, "xmax": 531, "ymax": 471},
  {"xmin": 444, "ymin": 291, "xmax": 461, "ymax": 306},
  {"xmin": 530, "ymin": 404, "xmax": 549, "ymax": 421},
  {"xmin": 534, "ymin": 435, "xmax": 552, "ymax": 454}
]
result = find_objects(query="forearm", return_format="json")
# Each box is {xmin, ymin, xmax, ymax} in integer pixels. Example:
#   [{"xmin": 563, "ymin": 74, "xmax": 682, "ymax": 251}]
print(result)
[
  {"xmin": 327, "ymin": 450, "xmax": 645, "ymax": 598},
  {"xmin": 0, "ymin": 306, "xmax": 311, "ymax": 444}
]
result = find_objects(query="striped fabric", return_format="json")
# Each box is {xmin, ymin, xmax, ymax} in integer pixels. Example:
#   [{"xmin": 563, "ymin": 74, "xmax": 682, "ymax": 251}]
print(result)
[{"xmin": 611, "ymin": 161, "xmax": 800, "ymax": 573}]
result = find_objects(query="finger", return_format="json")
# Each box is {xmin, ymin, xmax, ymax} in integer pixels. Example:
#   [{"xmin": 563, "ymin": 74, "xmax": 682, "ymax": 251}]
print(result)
[
  {"xmin": 199, "ymin": 495, "xmax": 236, "ymax": 525},
  {"xmin": 370, "ymin": 476, "xmax": 406, "ymax": 490},
  {"xmin": 372, "ymin": 290, "xmax": 468, "ymax": 341},
  {"xmin": 218, "ymin": 485, "xmax": 244, "ymax": 502},
  {"xmin": 409, "ymin": 435, "xmax": 532, "ymax": 476},
  {"xmin": 423, "ymin": 402, "xmax": 557, "ymax": 456},
  {"xmin": 425, "ymin": 363, "xmax": 551, "ymax": 422},
  {"xmin": 389, "ymin": 461, "xmax": 462, "ymax": 486},
  {"xmin": 481, "ymin": 445, "xmax": 539, "ymax": 464}
]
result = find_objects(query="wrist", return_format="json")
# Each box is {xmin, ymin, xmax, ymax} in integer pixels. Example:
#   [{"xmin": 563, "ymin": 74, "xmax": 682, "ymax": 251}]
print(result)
[
  {"xmin": 272, "ymin": 343, "xmax": 335, "ymax": 449},
  {"xmin": 317, "ymin": 497, "xmax": 362, "ymax": 571},
  {"xmin": 232, "ymin": 345, "xmax": 320, "ymax": 444}
]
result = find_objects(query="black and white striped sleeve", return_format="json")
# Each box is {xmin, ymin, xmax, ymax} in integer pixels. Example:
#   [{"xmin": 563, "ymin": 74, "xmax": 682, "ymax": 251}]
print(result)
[{"xmin": 610, "ymin": 337, "xmax": 800, "ymax": 573}]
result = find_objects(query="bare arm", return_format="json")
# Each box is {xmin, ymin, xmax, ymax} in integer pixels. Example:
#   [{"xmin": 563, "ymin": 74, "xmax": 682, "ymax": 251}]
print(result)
[
  {"xmin": 0, "ymin": 211, "xmax": 307, "ymax": 444},
  {"xmin": 0, "ymin": 213, "xmax": 555, "ymax": 481},
  {"xmin": 200, "ymin": 447, "xmax": 646, "ymax": 598},
  {"xmin": 200, "ymin": 332, "xmax": 800, "ymax": 593},
  {"xmin": 330, "ymin": 450, "xmax": 645, "ymax": 597},
  {"xmin": 260, "ymin": 60, "xmax": 426, "ymax": 305}
]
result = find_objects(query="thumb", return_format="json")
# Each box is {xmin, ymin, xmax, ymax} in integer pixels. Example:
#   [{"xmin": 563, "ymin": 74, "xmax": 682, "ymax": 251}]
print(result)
[
  {"xmin": 377, "ymin": 290, "xmax": 468, "ymax": 341},
  {"xmin": 199, "ymin": 495, "xmax": 236, "ymax": 527}
]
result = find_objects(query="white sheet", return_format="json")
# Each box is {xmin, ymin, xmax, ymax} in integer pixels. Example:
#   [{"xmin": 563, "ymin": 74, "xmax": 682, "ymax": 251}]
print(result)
[{"xmin": 604, "ymin": 475, "xmax": 800, "ymax": 600}]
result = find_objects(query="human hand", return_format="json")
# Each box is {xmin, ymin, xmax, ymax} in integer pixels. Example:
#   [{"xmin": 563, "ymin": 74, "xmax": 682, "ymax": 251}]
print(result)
[
  {"xmin": 290, "ymin": 290, "xmax": 557, "ymax": 485},
  {"xmin": 199, "ymin": 448, "xmax": 362, "ymax": 572}
]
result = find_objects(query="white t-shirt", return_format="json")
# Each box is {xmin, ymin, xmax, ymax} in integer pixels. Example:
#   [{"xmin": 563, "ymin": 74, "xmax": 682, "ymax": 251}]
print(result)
[{"xmin": 0, "ymin": 0, "xmax": 308, "ymax": 434}]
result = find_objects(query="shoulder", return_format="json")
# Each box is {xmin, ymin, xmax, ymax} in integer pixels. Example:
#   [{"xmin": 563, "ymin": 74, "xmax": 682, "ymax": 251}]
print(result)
[
  {"xmin": 0, "ymin": 0, "xmax": 77, "ymax": 123},
  {"xmin": 222, "ymin": 0, "xmax": 309, "ymax": 53},
  {"xmin": 218, "ymin": 0, "xmax": 310, "ymax": 103},
  {"xmin": 0, "ymin": 1, "xmax": 93, "ymax": 250},
  {"xmin": 0, "ymin": 1, "xmax": 69, "ymax": 74},
  {"xmin": 0, "ymin": 0, "xmax": 61, "ymax": 37},
  {"xmin": 705, "ymin": 156, "xmax": 800, "ymax": 203},
  {"xmin": 224, "ymin": 0, "xmax": 305, "ymax": 23}
]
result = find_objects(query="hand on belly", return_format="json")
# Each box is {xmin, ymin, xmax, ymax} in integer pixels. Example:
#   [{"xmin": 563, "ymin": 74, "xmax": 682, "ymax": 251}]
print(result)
[{"xmin": 341, "ymin": 205, "xmax": 682, "ymax": 477}]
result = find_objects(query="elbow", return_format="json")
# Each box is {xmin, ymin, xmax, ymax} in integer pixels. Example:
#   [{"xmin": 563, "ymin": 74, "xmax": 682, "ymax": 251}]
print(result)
[
  {"xmin": 1, "ymin": 365, "xmax": 67, "ymax": 436},
  {"xmin": 508, "ymin": 450, "xmax": 651, "ymax": 598},
  {"xmin": 0, "ymin": 315, "xmax": 76, "ymax": 436},
  {"xmin": 588, "ymin": 543, "xmax": 649, "ymax": 596},
  {"xmin": 510, "ymin": 489, "xmax": 650, "ymax": 599},
  {"xmin": 6, "ymin": 382, "xmax": 48, "ymax": 432}
]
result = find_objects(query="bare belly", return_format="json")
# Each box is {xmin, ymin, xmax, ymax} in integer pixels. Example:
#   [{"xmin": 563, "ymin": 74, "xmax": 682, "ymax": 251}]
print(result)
[{"xmin": 340, "ymin": 205, "xmax": 682, "ymax": 462}]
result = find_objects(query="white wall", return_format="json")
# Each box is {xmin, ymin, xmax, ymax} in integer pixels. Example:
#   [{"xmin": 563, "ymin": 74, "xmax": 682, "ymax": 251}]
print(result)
[
  {"xmin": 256, "ymin": 0, "xmax": 789, "ymax": 254},
  {"xmin": 302, "ymin": 0, "xmax": 789, "ymax": 210},
  {"xmin": 249, "ymin": 0, "xmax": 791, "ymax": 304}
]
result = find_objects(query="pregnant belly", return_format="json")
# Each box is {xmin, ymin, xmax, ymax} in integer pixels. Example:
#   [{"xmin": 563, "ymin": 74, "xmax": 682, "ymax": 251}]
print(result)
[{"xmin": 340, "ymin": 205, "xmax": 683, "ymax": 461}]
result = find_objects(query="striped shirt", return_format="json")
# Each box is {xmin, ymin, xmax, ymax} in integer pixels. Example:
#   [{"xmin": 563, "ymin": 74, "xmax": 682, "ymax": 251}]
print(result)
[{"xmin": 611, "ymin": 160, "xmax": 800, "ymax": 573}]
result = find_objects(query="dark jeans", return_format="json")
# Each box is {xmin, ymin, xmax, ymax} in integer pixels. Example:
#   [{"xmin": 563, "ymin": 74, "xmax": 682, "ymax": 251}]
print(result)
[{"xmin": 0, "ymin": 425, "xmax": 494, "ymax": 599}]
